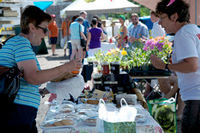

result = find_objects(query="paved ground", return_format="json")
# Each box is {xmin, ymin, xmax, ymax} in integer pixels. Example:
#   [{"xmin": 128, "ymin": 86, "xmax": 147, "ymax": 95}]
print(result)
[{"xmin": 35, "ymin": 45, "xmax": 68, "ymax": 133}]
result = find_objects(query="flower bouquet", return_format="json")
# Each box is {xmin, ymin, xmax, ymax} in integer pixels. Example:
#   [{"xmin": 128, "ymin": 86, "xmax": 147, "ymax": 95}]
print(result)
[{"xmin": 128, "ymin": 36, "xmax": 172, "ymax": 76}]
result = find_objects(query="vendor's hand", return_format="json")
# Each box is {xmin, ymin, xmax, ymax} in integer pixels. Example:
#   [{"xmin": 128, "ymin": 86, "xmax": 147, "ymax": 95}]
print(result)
[{"xmin": 150, "ymin": 55, "xmax": 165, "ymax": 70}]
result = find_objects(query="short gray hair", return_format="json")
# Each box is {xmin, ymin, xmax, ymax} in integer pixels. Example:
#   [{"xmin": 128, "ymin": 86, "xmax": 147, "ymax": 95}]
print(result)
[{"xmin": 80, "ymin": 11, "xmax": 87, "ymax": 15}]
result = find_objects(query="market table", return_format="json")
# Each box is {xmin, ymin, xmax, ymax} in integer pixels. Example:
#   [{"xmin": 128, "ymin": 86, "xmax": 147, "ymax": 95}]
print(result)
[
  {"xmin": 41, "ymin": 103, "xmax": 163, "ymax": 133},
  {"xmin": 130, "ymin": 76, "xmax": 169, "ymax": 79}
]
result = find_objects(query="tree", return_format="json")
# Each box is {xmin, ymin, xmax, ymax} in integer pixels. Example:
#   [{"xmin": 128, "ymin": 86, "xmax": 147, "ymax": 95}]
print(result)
[{"xmin": 128, "ymin": 0, "xmax": 150, "ymax": 17}]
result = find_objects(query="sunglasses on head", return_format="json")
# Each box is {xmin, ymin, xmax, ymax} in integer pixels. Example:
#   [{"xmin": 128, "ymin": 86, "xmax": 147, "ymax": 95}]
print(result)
[{"xmin": 37, "ymin": 26, "xmax": 48, "ymax": 34}]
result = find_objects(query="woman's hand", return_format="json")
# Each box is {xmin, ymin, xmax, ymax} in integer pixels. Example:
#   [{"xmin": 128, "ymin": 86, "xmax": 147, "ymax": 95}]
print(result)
[
  {"xmin": 86, "ymin": 45, "xmax": 89, "ymax": 51},
  {"xmin": 150, "ymin": 55, "xmax": 165, "ymax": 70},
  {"xmin": 68, "ymin": 57, "xmax": 82, "ymax": 71}
]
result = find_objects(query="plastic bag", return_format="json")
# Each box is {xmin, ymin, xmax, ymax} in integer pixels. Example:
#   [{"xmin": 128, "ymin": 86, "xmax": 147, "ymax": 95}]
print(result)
[
  {"xmin": 98, "ymin": 98, "xmax": 137, "ymax": 133},
  {"xmin": 46, "ymin": 74, "xmax": 85, "ymax": 105},
  {"xmin": 147, "ymin": 98, "xmax": 177, "ymax": 133}
]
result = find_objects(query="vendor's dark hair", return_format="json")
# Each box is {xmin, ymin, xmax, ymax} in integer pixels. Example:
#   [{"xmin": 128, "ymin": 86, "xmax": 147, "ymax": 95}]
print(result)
[
  {"xmin": 21, "ymin": 5, "xmax": 51, "ymax": 34},
  {"xmin": 156, "ymin": 0, "xmax": 190, "ymax": 23}
]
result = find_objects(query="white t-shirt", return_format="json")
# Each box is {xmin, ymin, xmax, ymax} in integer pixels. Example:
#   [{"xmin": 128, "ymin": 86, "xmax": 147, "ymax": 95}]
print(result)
[
  {"xmin": 172, "ymin": 24, "xmax": 200, "ymax": 101},
  {"xmin": 151, "ymin": 21, "xmax": 165, "ymax": 38}
]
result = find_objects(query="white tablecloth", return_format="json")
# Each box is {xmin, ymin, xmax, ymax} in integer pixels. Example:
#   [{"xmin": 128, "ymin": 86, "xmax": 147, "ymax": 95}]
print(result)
[{"xmin": 42, "ymin": 104, "xmax": 163, "ymax": 133}]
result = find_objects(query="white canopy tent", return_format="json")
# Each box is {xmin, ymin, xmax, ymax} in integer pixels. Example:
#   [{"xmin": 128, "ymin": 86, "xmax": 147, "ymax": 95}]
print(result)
[{"xmin": 60, "ymin": 0, "xmax": 140, "ymax": 17}]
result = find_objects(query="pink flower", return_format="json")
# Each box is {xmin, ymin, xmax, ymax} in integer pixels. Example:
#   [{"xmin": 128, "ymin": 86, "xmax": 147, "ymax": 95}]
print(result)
[
  {"xmin": 155, "ymin": 41, "xmax": 164, "ymax": 51},
  {"xmin": 143, "ymin": 46, "xmax": 148, "ymax": 51},
  {"xmin": 145, "ymin": 39, "xmax": 155, "ymax": 47}
]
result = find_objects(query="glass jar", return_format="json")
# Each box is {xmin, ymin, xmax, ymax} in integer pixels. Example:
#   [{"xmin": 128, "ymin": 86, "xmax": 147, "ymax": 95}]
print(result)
[{"xmin": 101, "ymin": 62, "xmax": 110, "ymax": 75}]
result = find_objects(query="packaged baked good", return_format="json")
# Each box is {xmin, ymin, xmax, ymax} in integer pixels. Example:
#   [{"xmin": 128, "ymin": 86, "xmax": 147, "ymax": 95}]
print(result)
[
  {"xmin": 44, "ymin": 119, "xmax": 75, "ymax": 127},
  {"xmin": 83, "ymin": 116, "xmax": 97, "ymax": 126}
]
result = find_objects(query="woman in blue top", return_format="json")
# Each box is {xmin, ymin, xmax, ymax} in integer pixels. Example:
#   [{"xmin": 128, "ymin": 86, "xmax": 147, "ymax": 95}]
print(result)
[{"xmin": 0, "ymin": 6, "xmax": 81, "ymax": 132}]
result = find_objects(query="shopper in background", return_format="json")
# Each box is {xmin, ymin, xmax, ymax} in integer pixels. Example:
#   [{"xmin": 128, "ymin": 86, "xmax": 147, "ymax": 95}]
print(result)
[
  {"xmin": 128, "ymin": 13, "xmax": 149, "ymax": 44},
  {"xmin": 150, "ymin": 11, "xmax": 165, "ymax": 38},
  {"xmin": 48, "ymin": 14, "xmax": 58, "ymax": 56},
  {"xmin": 61, "ymin": 16, "xmax": 71, "ymax": 57},
  {"xmin": 93, "ymin": 15, "xmax": 107, "ymax": 35},
  {"xmin": 80, "ymin": 11, "xmax": 90, "ymax": 38},
  {"xmin": 151, "ymin": 0, "xmax": 200, "ymax": 132},
  {"xmin": 69, "ymin": 17, "xmax": 87, "ymax": 60},
  {"xmin": 0, "ymin": 5, "xmax": 81, "ymax": 132},
  {"xmin": 87, "ymin": 18, "xmax": 105, "ymax": 57}
]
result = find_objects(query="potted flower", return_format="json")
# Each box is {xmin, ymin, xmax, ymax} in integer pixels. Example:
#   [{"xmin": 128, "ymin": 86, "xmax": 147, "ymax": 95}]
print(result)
[{"xmin": 142, "ymin": 36, "xmax": 172, "ymax": 75}]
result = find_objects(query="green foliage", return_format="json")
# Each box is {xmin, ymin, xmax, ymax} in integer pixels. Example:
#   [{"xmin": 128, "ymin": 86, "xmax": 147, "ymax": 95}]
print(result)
[
  {"xmin": 84, "ymin": 0, "xmax": 95, "ymax": 2},
  {"xmin": 139, "ymin": 6, "xmax": 150, "ymax": 17},
  {"xmin": 128, "ymin": 0, "xmax": 150, "ymax": 17}
]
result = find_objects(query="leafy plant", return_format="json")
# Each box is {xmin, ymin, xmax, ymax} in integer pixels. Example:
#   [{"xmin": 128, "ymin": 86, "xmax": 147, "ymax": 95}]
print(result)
[
  {"xmin": 143, "ymin": 36, "xmax": 172, "ymax": 64},
  {"xmin": 84, "ymin": 0, "xmax": 95, "ymax": 3}
]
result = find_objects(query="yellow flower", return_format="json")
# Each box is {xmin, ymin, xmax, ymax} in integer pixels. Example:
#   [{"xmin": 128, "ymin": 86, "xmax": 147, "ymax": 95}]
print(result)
[
  {"xmin": 106, "ymin": 51, "xmax": 112, "ymax": 56},
  {"xmin": 110, "ymin": 49, "xmax": 115, "ymax": 54},
  {"xmin": 121, "ymin": 48, "xmax": 127, "ymax": 56}
]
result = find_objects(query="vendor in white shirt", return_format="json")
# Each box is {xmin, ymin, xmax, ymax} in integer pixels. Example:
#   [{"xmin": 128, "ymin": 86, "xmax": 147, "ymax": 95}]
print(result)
[
  {"xmin": 150, "ymin": 11, "xmax": 165, "ymax": 38},
  {"xmin": 151, "ymin": 0, "xmax": 200, "ymax": 132}
]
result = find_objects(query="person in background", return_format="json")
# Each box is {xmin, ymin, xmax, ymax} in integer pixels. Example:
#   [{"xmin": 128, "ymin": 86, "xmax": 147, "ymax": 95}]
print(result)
[
  {"xmin": 80, "ymin": 11, "xmax": 89, "ymax": 61},
  {"xmin": 115, "ymin": 15, "xmax": 128, "ymax": 49},
  {"xmin": 93, "ymin": 15, "xmax": 107, "ymax": 35},
  {"xmin": 80, "ymin": 11, "xmax": 90, "ymax": 38},
  {"xmin": 128, "ymin": 13, "xmax": 149, "ymax": 44},
  {"xmin": 87, "ymin": 18, "xmax": 105, "ymax": 57},
  {"xmin": 48, "ymin": 14, "xmax": 58, "ymax": 56},
  {"xmin": 61, "ymin": 16, "xmax": 71, "ymax": 57},
  {"xmin": 64, "ymin": 15, "xmax": 79, "ymax": 60},
  {"xmin": 71, "ymin": 15, "xmax": 79, "ymax": 23},
  {"xmin": 150, "ymin": 11, "xmax": 166, "ymax": 38},
  {"xmin": 151, "ymin": 0, "xmax": 200, "ymax": 132},
  {"xmin": 69, "ymin": 17, "xmax": 87, "ymax": 60},
  {"xmin": 0, "ymin": 5, "xmax": 81, "ymax": 132}
]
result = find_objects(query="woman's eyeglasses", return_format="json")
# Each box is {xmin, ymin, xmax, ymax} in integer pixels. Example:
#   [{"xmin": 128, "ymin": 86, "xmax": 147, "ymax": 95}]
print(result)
[{"xmin": 37, "ymin": 26, "xmax": 48, "ymax": 34}]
